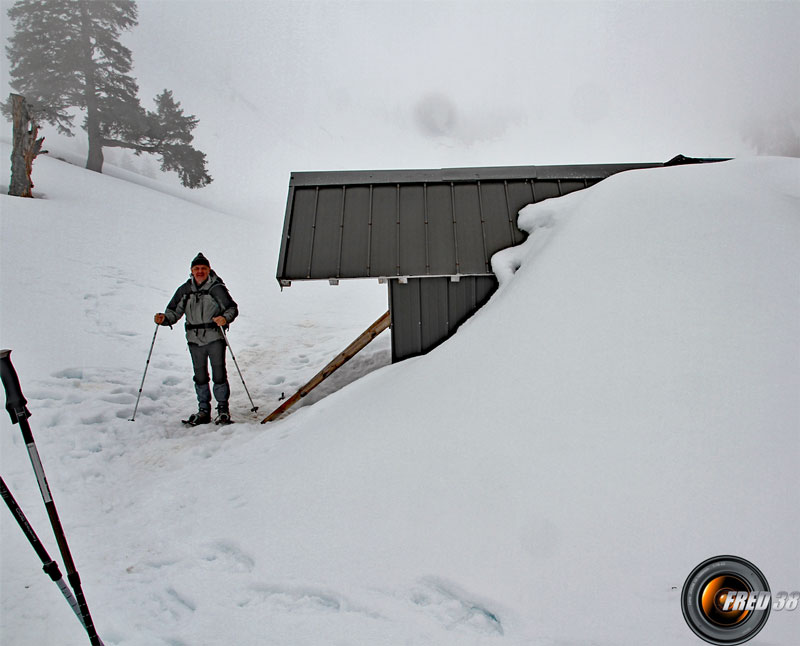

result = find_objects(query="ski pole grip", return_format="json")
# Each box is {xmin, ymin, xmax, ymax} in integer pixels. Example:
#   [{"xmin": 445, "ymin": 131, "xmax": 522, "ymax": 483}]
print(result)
[{"xmin": 0, "ymin": 349, "xmax": 32, "ymax": 424}]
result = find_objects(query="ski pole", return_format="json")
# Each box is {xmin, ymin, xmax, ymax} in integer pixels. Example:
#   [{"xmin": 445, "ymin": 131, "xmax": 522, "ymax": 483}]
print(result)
[
  {"xmin": 1, "ymin": 477, "xmax": 104, "ymax": 644},
  {"xmin": 220, "ymin": 327, "xmax": 258, "ymax": 413},
  {"xmin": 130, "ymin": 323, "xmax": 159, "ymax": 421},
  {"xmin": 0, "ymin": 349, "xmax": 104, "ymax": 646}
]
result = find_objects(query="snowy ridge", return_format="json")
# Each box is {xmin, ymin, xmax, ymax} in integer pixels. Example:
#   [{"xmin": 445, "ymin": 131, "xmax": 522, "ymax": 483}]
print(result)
[{"xmin": 2, "ymin": 153, "xmax": 799, "ymax": 645}]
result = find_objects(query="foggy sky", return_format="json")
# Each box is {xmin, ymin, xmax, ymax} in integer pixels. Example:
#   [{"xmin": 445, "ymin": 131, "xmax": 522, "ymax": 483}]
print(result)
[{"xmin": 2, "ymin": 0, "xmax": 798, "ymax": 220}]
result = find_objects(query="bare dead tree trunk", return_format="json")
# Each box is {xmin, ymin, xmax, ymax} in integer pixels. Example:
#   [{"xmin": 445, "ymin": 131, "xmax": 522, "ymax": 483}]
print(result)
[{"xmin": 8, "ymin": 94, "xmax": 45, "ymax": 197}]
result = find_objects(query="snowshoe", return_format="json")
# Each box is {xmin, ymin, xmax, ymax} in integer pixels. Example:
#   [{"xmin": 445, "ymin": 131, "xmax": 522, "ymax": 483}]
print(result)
[
  {"xmin": 182, "ymin": 410, "xmax": 211, "ymax": 426},
  {"xmin": 215, "ymin": 404, "xmax": 233, "ymax": 425}
]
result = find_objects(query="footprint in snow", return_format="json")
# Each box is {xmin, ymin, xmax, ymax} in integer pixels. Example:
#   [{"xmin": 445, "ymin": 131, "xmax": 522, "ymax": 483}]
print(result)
[
  {"xmin": 53, "ymin": 368, "xmax": 84, "ymax": 380},
  {"xmin": 410, "ymin": 577, "xmax": 504, "ymax": 636},
  {"xmin": 200, "ymin": 540, "xmax": 256, "ymax": 573},
  {"xmin": 80, "ymin": 413, "xmax": 108, "ymax": 425},
  {"xmin": 101, "ymin": 393, "xmax": 135, "ymax": 404},
  {"xmin": 237, "ymin": 584, "xmax": 343, "ymax": 612}
]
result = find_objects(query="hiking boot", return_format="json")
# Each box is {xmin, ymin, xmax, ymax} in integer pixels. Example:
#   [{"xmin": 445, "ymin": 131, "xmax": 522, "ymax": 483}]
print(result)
[
  {"xmin": 215, "ymin": 403, "xmax": 231, "ymax": 425},
  {"xmin": 185, "ymin": 409, "xmax": 211, "ymax": 426}
]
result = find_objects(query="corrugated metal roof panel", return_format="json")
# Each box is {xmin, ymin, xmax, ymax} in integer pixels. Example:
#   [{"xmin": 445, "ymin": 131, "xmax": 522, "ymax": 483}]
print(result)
[
  {"xmin": 277, "ymin": 159, "xmax": 724, "ymax": 282},
  {"xmin": 339, "ymin": 186, "xmax": 371, "ymax": 277},
  {"xmin": 425, "ymin": 183, "xmax": 457, "ymax": 276},
  {"xmin": 398, "ymin": 185, "xmax": 426, "ymax": 276}
]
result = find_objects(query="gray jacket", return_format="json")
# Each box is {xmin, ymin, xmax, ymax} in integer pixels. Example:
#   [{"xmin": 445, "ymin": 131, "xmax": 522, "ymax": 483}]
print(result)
[{"xmin": 160, "ymin": 271, "xmax": 238, "ymax": 346}]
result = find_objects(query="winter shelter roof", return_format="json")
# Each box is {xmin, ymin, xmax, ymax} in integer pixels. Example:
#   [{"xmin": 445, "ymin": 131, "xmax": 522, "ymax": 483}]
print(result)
[
  {"xmin": 275, "ymin": 156, "xmax": 728, "ymax": 285},
  {"xmin": 276, "ymin": 162, "xmax": 665, "ymax": 284}
]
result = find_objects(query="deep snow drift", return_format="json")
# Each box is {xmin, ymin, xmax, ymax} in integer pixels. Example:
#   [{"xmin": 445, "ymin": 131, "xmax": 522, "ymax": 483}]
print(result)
[{"xmin": 1, "ymin": 152, "xmax": 798, "ymax": 645}]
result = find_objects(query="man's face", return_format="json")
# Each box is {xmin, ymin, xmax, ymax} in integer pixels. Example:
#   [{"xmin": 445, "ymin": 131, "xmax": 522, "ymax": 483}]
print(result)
[{"xmin": 191, "ymin": 264, "xmax": 210, "ymax": 283}]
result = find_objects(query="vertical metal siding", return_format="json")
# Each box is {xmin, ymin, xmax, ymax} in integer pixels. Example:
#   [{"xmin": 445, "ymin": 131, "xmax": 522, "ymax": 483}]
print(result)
[
  {"xmin": 446, "ymin": 278, "xmax": 474, "ymax": 333},
  {"xmin": 340, "ymin": 186, "xmax": 371, "ymax": 276},
  {"xmin": 425, "ymin": 184, "xmax": 457, "ymax": 275},
  {"xmin": 310, "ymin": 187, "xmax": 344, "ymax": 278},
  {"xmin": 533, "ymin": 180, "xmax": 562, "ymax": 202},
  {"xmin": 366, "ymin": 186, "xmax": 375, "ymax": 275},
  {"xmin": 285, "ymin": 187, "xmax": 318, "ymax": 278},
  {"xmin": 474, "ymin": 275, "xmax": 497, "ymax": 306},
  {"xmin": 449, "ymin": 184, "xmax": 461, "ymax": 274},
  {"xmin": 476, "ymin": 182, "xmax": 491, "ymax": 273},
  {"xmin": 389, "ymin": 279, "xmax": 422, "ymax": 361},
  {"xmin": 389, "ymin": 275, "xmax": 499, "ymax": 362},
  {"xmin": 419, "ymin": 279, "xmax": 449, "ymax": 351},
  {"xmin": 453, "ymin": 183, "xmax": 486, "ymax": 274},
  {"xmin": 276, "ymin": 183, "xmax": 297, "ymax": 282},
  {"xmin": 283, "ymin": 177, "xmax": 601, "ymax": 280},
  {"xmin": 335, "ymin": 187, "xmax": 347, "ymax": 276},
  {"xmin": 478, "ymin": 181, "xmax": 517, "ymax": 267},
  {"xmin": 399, "ymin": 185, "xmax": 427, "ymax": 276},
  {"xmin": 504, "ymin": 181, "xmax": 535, "ymax": 245},
  {"xmin": 560, "ymin": 179, "xmax": 589, "ymax": 196},
  {"xmin": 370, "ymin": 185, "xmax": 398, "ymax": 275}
]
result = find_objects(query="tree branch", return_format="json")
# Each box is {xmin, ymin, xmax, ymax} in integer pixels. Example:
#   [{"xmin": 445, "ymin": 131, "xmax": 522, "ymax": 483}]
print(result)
[{"xmin": 101, "ymin": 138, "xmax": 159, "ymax": 153}]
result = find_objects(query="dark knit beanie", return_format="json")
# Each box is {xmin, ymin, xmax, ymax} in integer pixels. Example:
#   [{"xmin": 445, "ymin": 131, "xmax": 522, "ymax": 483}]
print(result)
[{"xmin": 191, "ymin": 252, "xmax": 210, "ymax": 268}]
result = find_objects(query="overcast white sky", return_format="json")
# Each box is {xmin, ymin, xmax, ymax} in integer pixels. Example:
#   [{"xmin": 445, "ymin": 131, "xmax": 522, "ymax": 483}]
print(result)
[{"xmin": 2, "ymin": 0, "xmax": 799, "ymax": 220}]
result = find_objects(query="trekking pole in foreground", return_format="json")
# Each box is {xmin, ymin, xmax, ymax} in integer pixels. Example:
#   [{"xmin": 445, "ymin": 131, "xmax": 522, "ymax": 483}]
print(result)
[
  {"xmin": 0, "ymin": 349, "xmax": 104, "ymax": 646},
  {"xmin": 1, "ymin": 477, "xmax": 104, "ymax": 644},
  {"xmin": 130, "ymin": 323, "xmax": 160, "ymax": 421},
  {"xmin": 220, "ymin": 327, "xmax": 258, "ymax": 414}
]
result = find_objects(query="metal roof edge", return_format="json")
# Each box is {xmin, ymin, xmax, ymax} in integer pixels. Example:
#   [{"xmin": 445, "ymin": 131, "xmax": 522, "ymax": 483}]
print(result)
[
  {"xmin": 276, "ymin": 272, "xmax": 497, "ymax": 285},
  {"xmin": 289, "ymin": 162, "xmax": 667, "ymax": 187},
  {"xmin": 287, "ymin": 155, "xmax": 731, "ymax": 187}
]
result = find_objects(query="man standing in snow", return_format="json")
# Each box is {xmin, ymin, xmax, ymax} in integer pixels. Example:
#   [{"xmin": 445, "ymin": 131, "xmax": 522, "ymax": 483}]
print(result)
[{"xmin": 154, "ymin": 253, "xmax": 238, "ymax": 425}]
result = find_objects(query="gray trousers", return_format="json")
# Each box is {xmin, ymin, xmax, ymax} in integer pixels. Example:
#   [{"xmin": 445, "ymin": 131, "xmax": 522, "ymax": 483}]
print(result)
[{"xmin": 188, "ymin": 340, "xmax": 229, "ymax": 411}]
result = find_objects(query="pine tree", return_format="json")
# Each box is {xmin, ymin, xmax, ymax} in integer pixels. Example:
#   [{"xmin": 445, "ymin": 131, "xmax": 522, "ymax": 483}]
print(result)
[{"xmin": 5, "ymin": 0, "xmax": 211, "ymax": 188}]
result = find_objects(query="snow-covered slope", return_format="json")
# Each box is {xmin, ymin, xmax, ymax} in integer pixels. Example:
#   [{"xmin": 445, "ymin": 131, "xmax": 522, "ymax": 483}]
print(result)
[{"xmin": 1, "ymin": 152, "xmax": 798, "ymax": 645}]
